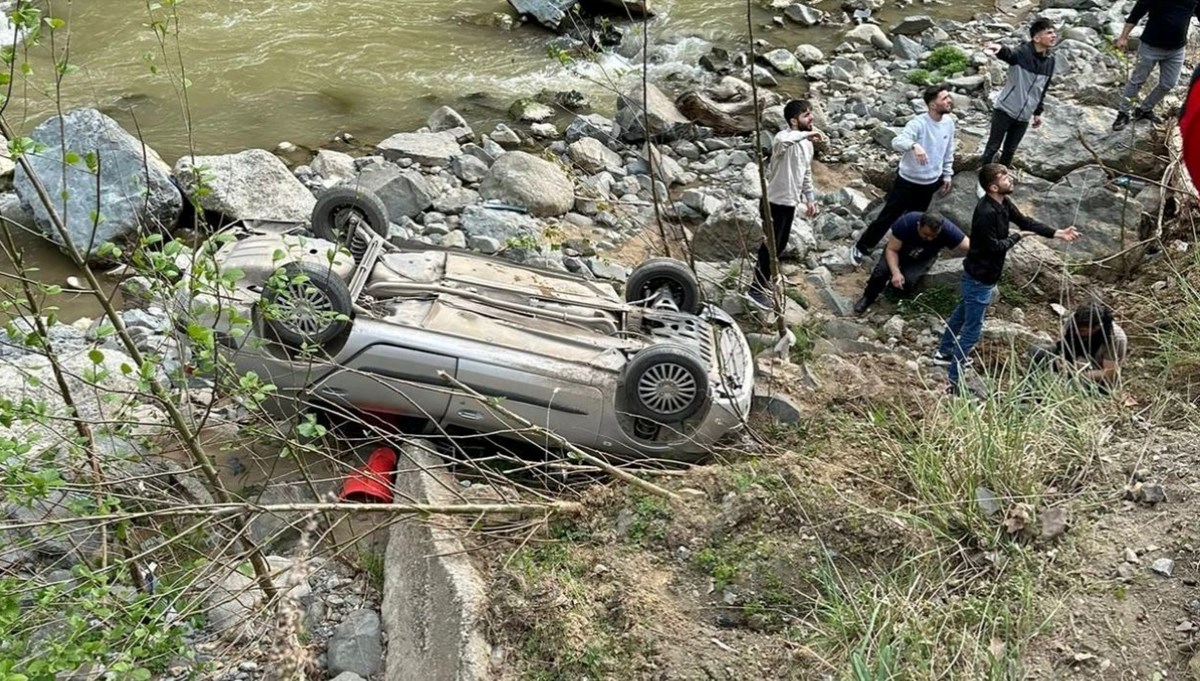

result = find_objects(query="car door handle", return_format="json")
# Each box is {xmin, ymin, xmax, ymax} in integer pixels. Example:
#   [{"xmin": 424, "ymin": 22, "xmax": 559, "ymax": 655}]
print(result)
[{"xmin": 457, "ymin": 409, "xmax": 483, "ymax": 421}]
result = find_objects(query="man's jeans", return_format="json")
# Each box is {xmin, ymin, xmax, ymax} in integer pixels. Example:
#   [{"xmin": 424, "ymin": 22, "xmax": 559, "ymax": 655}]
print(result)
[
  {"xmin": 937, "ymin": 272, "xmax": 996, "ymax": 386},
  {"xmin": 1119, "ymin": 42, "xmax": 1186, "ymax": 114}
]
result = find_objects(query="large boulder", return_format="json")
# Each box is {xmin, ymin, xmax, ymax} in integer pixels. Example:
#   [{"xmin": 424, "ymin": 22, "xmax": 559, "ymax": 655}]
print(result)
[
  {"xmin": 376, "ymin": 131, "xmax": 462, "ymax": 167},
  {"xmin": 13, "ymin": 108, "xmax": 181, "ymax": 261},
  {"xmin": 459, "ymin": 204, "xmax": 542, "ymax": 251},
  {"xmin": 350, "ymin": 165, "xmax": 435, "ymax": 219},
  {"xmin": 1020, "ymin": 99, "xmax": 1160, "ymax": 182},
  {"xmin": 927, "ymin": 170, "xmax": 981, "ymax": 230},
  {"xmin": 1023, "ymin": 165, "xmax": 1150, "ymax": 264},
  {"xmin": 175, "ymin": 149, "xmax": 315, "ymax": 222},
  {"xmin": 615, "ymin": 83, "xmax": 692, "ymax": 143},
  {"xmin": 478, "ymin": 151, "xmax": 574, "ymax": 216}
]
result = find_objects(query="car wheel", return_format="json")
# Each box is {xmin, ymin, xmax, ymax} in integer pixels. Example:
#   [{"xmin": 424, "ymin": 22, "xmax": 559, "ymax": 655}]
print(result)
[
  {"xmin": 625, "ymin": 258, "xmax": 702, "ymax": 314},
  {"xmin": 263, "ymin": 262, "xmax": 353, "ymax": 347},
  {"xmin": 311, "ymin": 186, "xmax": 390, "ymax": 261},
  {"xmin": 624, "ymin": 344, "xmax": 709, "ymax": 422}
]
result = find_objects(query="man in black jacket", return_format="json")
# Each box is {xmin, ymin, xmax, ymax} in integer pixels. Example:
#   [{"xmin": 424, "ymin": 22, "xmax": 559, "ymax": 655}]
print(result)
[
  {"xmin": 934, "ymin": 164, "xmax": 1081, "ymax": 392},
  {"xmin": 1113, "ymin": 0, "xmax": 1200, "ymax": 130},
  {"xmin": 981, "ymin": 17, "xmax": 1057, "ymax": 167}
]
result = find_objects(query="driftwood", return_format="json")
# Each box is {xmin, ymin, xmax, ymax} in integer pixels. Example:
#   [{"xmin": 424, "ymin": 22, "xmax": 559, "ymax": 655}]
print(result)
[{"xmin": 675, "ymin": 91, "xmax": 769, "ymax": 135}]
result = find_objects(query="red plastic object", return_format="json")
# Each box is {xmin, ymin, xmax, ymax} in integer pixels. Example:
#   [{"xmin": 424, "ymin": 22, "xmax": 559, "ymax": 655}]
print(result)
[
  {"xmin": 1180, "ymin": 68, "xmax": 1200, "ymax": 195},
  {"xmin": 339, "ymin": 446, "xmax": 397, "ymax": 503}
]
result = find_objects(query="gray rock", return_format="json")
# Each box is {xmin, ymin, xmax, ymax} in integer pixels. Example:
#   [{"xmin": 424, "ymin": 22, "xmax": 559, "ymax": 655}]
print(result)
[
  {"xmin": 890, "ymin": 15, "xmax": 934, "ymax": 35},
  {"xmin": 351, "ymin": 165, "xmax": 435, "ymax": 219},
  {"xmin": 1021, "ymin": 99, "xmax": 1159, "ymax": 182},
  {"xmin": 1040, "ymin": 507, "xmax": 1070, "ymax": 540},
  {"xmin": 461, "ymin": 142, "xmax": 498, "ymax": 167},
  {"xmin": 844, "ymin": 23, "xmax": 891, "ymax": 51},
  {"xmin": 530, "ymin": 122, "xmax": 559, "ymax": 139},
  {"xmin": 682, "ymin": 188, "xmax": 725, "ymax": 216},
  {"xmin": 794, "ymin": 44, "xmax": 825, "ymax": 66},
  {"xmin": 427, "ymin": 105, "xmax": 471, "ymax": 134},
  {"xmin": 691, "ymin": 199, "xmax": 760, "ymax": 260},
  {"xmin": 507, "ymin": 0, "xmax": 576, "ymax": 29},
  {"xmin": 330, "ymin": 674, "xmax": 366, "ymax": 681},
  {"xmin": 975, "ymin": 486, "xmax": 1002, "ymax": 517},
  {"xmin": 468, "ymin": 235, "xmax": 503, "ymax": 254},
  {"xmin": 376, "ymin": 131, "xmax": 462, "ymax": 167},
  {"xmin": 947, "ymin": 74, "xmax": 987, "ymax": 92},
  {"xmin": 14, "ymin": 108, "xmax": 181, "ymax": 261},
  {"xmin": 311, "ymin": 150, "xmax": 357, "ymax": 185},
  {"xmin": 433, "ymin": 187, "xmax": 479, "ymax": 215},
  {"xmin": 460, "ymin": 205, "xmax": 541, "ymax": 247},
  {"xmin": 758, "ymin": 48, "xmax": 805, "ymax": 77},
  {"xmin": 246, "ymin": 483, "xmax": 320, "ymax": 551},
  {"xmin": 835, "ymin": 187, "xmax": 873, "ymax": 215},
  {"xmin": 871, "ymin": 126, "xmax": 900, "ymax": 149},
  {"xmin": 479, "ymin": 151, "xmax": 574, "ymax": 217},
  {"xmin": 568, "ymin": 138, "xmax": 622, "ymax": 174},
  {"xmin": 587, "ymin": 257, "xmax": 628, "ymax": 282},
  {"xmin": 565, "ymin": 113, "xmax": 619, "ymax": 145},
  {"xmin": 1150, "ymin": 558, "xmax": 1175, "ymax": 577},
  {"xmin": 490, "ymin": 124, "xmax": 523, "ymax": 148},
  {"xmin": 509, "ymin": 98, "xmax": 555, "ymax": 123},
  {"xmin": 822, "ymin": 319, "xmax": 875, "ymax": 341},
  {"xmin": 451, "ymin": 154, "xmax": 490, "ymax": 183},
  {"xmin": 207, "ymin": 556, "xmax": 311, "ymax": 641},
  {"xmin": 784, "ymin": 4, "xmax": 824, "ymax": 26},
  {"xmin": 615, "ymin": 82, "xmax": 691, "ymax": 143},
  {"xmin": 176, "ymin": 149, "xmax": 316, "ymax": 223},
  {"xmin": 892, "ymin": 34, "xmax": 925, "ymax": 61},
  {"xmin": 1138, "ymin": 483, "xmax": 1167, "ymax": 505},
  {"xmin": 814, "ymin": 285, "xmax": 854, "ymax": 316},
  {"xmin": 751, "ymin": 393, "xmax": 803, "ymax": 423},
  {"xmin": 883, "ymin": 315, "xmax": 905, "ymax": 338}
]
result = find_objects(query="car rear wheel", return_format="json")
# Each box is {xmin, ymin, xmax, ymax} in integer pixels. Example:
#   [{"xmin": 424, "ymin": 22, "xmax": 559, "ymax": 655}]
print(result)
[
  {"xmin": 624, "ymin": 344, "xmax": 708, "ymax": 422},
  {"xmin": 262, "ymin": 262, "xmax": 353, "ymax": 348},
  {"xmin": 311, "ymin": 187, "xmax": 390, "ymax": 261},
  {"xmin": 625, "ymin": 258, "xmax": 702, "ymax": 314}
]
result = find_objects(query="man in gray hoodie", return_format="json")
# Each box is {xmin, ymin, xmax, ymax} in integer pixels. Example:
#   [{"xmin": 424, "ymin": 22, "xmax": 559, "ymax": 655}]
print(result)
[
  {"xmin": 850, "ymin": 84, "xmax": 955, "ymax": 266},
  {"xmin": 981, "ymin": 17, "xmax": 1057, "ymax": 167}
]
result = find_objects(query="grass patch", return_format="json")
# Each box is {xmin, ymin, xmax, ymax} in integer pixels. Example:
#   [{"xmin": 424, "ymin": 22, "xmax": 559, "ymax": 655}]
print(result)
[
  {"xmin": 896, "ymin": 284, "xmax": 958, "ymax": 318},
  {"xmin": 1147, "ymin": 251, "xmax": 1200, "ymax": 380},
  {"xmin": 882, "ymin": 368, "xmax": 1108, "ymax": 546}
]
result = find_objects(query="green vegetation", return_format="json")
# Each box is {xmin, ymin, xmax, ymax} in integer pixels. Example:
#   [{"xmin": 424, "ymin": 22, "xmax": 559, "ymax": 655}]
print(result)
[
  {"xmin": 908, "ymin": 45, "xmax": 969, "ymax": 86},
  {"xmin": 895, "ymin": 284, "xmax": 959, "ymax": 318}
]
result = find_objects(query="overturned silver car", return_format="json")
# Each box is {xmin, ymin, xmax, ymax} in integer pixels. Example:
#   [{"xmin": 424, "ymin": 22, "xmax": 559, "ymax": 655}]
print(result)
[{"xmin": 193, "ymin": 188, "xmax": 754, "ymax": 460}]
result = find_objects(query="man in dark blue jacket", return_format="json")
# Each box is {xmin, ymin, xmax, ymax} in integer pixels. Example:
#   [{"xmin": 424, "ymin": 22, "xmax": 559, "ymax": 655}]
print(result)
[
  {"xmin": 1113, "ymin": 0, "xmax": 1200, "ymax": 130},
  {"xmin": 935, "ymin": 164, "xmax": 1081, "ymax": 394},
  {"xmin": 981, "ymin": 17, "xmax": 1057, "ymax": 167}
]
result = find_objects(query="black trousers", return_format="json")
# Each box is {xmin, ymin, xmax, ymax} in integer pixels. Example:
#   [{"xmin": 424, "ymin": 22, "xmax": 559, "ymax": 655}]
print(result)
[
  {"xmin": 753, "ymin": 202, "xmax": 796, "ymax": 291},
  {"xmin": 860, "ymin": 250, "xmax": 941, "ymax": 305},
  {"xmin": 981, "ymin": 109, "xmax": 1030, "ymax": 167},
  {"xmin": 854, "ymin": 176, "xmax": 942, "ymax": 255}
]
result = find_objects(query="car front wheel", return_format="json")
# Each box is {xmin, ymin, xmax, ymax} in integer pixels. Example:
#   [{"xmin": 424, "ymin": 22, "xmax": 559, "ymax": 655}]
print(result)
[
  {"xmin": 311, "ymin": 186, "xmax": 390, "ymax": 261},
  {"xmin": 623, "ymin": 344, "xmax": 709, "ymax": 422}
]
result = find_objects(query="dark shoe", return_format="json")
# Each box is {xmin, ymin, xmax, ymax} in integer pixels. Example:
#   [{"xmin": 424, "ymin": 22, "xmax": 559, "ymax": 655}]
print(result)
[
  {"xmin": 1134, "ymin": 108, "xmax": 1163, "ymax": 125},
  {"xmin": 931, "ymin": 349, "xmax": 954, "ymax": 366},
  {"xmin": 745, "ymin": 289, "xmax": 771, "ymax": 312},
  {"xmin": 1112, "ymin": 111, "xmax": 1130, "ymax": 131},
  {"xmin": 853, "ymin": 296, "xmax": 871, "ymax": 315},
  {"xmin": 848, "ymin": 244, "xmax": 865, "ymax": 267}
]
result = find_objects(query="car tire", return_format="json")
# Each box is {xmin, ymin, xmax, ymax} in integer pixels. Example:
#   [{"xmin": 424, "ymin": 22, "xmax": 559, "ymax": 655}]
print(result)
[
  {"xmin": 311, "ymin": 186, "xmax": 390, "ymax": 261},
  {"xmin": 625, "ymin": 258, "xmax": 702, "ymax": 314},
  {"xmin": 263, "ymin": 262, "xmax": 353, "ymax": 348},
  {"xmin": 623, "ymin": 344, "xmax": 709, "ymax": 422}
]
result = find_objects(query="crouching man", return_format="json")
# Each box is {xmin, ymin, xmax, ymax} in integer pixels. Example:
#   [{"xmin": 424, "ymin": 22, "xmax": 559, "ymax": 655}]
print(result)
[
  {"xmin": 1030, "ymin": 302, "xmax": 1127, "ymax": 389},
  {"xmin": 853, "ymin": 211, "xmax": 970, "ymax": 315}
]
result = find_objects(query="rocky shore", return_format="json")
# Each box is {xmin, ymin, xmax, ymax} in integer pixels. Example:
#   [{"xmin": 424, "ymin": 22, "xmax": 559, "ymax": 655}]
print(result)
[{"xmin": 0, "ymin": 0, "xmax": 1191, "ymax": 677}]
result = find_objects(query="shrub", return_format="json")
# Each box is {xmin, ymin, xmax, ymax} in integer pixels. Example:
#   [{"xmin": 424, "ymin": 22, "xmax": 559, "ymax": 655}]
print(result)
[{"xmin": 925, "ymin": 45, "xmax": 968, "ymax": 77}]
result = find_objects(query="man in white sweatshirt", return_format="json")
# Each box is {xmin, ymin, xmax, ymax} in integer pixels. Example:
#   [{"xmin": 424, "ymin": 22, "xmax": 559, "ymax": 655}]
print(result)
[
  {"xmin": 849, "ymin": 84, "xmax": 956, "ymax": 266},
  {"xmin": 747, "ymin": 99, "xmax": 820, "ymax": 310}
]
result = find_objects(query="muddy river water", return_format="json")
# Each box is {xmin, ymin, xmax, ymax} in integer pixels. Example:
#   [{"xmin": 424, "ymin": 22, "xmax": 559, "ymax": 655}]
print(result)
[{"xmin": 7, "ymin": 0, "xmax": 993, "ymax": 319}]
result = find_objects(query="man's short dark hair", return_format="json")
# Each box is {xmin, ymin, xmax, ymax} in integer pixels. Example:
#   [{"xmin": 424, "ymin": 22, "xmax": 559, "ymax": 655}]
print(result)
[
  {"xmin": 1030, "ymin": 17, "xmax": 1054, "ymax": 38},
  {"xmin": 918, "ymin": 212, "xmax": 945, "ymax": 232},
  {"xmin": 923, "ymin": 84, "xmax": 949, "ymax": 105},
  {"xmin": 979, "ymin": 163, "xmax": 1008, "ymax": 191},
  {"xmin": 783, "ymin": 99, "xmax": 812, "ymax": 122},
  {"xmin": 1073, "ymin": 301, "xmax": 1113, "ymax": 330}
]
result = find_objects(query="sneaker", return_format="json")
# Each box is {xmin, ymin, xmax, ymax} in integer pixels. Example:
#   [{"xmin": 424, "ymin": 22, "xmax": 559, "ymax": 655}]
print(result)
[
  {"xmin": 745, "ymin": 288, "xmax": 772, "ymax": 312},
  {"xmin": 1134, "ymin": 108, "xmax": 1163, "ymax": 125},
  {"xmin": 1112, "ymin": 111, "xmax": 1131, "ymax": 131},
  {"xmin": 931, "ymin": 349, "xmax": 954, "ymax": 366},
  {"xmin": 848, "ymin": 244, "xmax": 865, "ymax": 267},
  {"xmin": 853, "ymin": 296, "xmax": 871, "ymax": 315}
]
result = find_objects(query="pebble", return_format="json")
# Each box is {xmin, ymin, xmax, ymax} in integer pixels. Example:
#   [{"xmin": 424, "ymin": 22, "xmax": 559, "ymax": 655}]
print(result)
[{"xmin": 1150, "ymin": 558, "xmax": 1175, "ymax": 577}]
